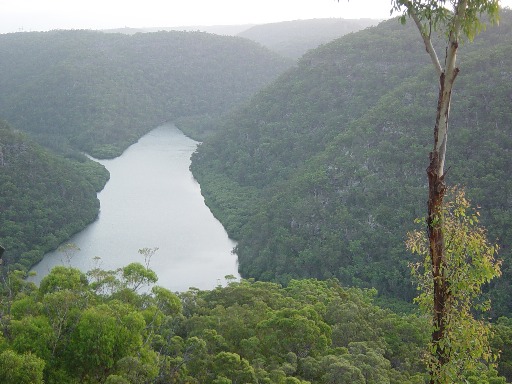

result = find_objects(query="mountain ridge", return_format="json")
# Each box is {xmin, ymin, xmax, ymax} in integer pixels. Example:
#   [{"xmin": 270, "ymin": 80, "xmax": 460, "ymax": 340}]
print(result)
[{"xmin": 191, "ymin": 11, "xmax": 512, "ymax": 313}]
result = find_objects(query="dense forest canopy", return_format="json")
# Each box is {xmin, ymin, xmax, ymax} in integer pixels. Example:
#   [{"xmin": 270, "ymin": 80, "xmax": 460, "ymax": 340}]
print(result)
[
  {"xmin": 0, "ymin": 120, "xmax": 108, "ymax": 270},
  {"xmin": 1, "ymin": 267, "xmax": 510, "ymax": 383},
  {"xmin": 0, "ymin": 29, "xmax": 291, "ymax": 158},
  {"xmin": 191, "ymin": 11, "xmax": 512, "ymax": 315}
]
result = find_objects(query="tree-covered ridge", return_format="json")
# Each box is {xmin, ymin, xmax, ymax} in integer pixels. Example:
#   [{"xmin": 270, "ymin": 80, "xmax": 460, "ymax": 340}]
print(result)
[
  {"xmin": 237, "ymin": 18, "xmax": 380, "ymax": 59},
  {"xmin": 105, "ymin": 18, "xmax": 381, "ymax": 59},
  {"xmin": 0, "ymin": 121, "xmax": 109, "ymax": 270},
  {"xmin": 191, "ymin": 11, "xmax": 512, "ymax": 313},
  {"xmin": 5, "ymin": 264, "xmax": 509, "ymax": 384},
  {"xmin": 0, "ymin": 29, "xmax": 292, "ymax": 157}
]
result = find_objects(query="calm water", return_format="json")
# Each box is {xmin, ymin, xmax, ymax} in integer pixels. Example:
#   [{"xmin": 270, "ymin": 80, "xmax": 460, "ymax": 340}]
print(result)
[{"xmin": 30, "ymin": 124, "xmax": 239, "ymax": 291}]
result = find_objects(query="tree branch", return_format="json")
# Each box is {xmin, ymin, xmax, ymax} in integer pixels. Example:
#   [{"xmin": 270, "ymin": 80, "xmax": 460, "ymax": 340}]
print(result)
[{"xmin": 410, "ymin": 10, "xmax": 443, "ymax": 76}]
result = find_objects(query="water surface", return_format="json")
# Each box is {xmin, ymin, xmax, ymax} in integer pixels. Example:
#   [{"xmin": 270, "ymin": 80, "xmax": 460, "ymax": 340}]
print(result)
[{"xmin": 31, "ymin": 124, "xmax": 239, "ymax": 291}]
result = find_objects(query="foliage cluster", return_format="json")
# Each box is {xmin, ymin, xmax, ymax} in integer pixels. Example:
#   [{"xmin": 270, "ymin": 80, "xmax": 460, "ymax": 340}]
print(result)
[
  {"xmin": 191, "ymin": 11, "xmax": 512, "ymax": 314},
  {"xmin": 407, "ymin": 189, "xmax": 502, "ymax": 382},
  {"xmin": 0, "ymin": 262, "xmax": 462, "ymax": 383},
  {"xmin": 0, "ymin": 121, "xmax": 109, "ymax": 270},
  {"xmin": 2, "ymin": 262, "xmax": 509, "ymax": 383}
]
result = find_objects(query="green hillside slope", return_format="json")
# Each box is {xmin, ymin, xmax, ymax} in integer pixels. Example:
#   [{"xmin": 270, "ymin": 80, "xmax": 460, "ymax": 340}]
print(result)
[
  {"xmin": 0, "ymin": 30, "xmax": 291, "ymax": 157},
  {"xmin": 0, "ymin": 121, "xmax": 109, "ymax": 270},
  {"xmin": 191, "ymin": 12, "xmax": 512, "ymax": 314}
]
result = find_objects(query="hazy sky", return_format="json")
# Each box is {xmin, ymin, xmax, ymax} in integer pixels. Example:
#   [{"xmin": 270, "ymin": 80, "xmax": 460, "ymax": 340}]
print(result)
[{"xmin": 0, "ymin": 0, "xmax": 511, "ymax": 34}]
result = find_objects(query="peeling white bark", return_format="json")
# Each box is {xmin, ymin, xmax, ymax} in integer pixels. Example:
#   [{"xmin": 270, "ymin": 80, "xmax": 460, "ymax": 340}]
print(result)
[
  {"xmin": 410, "ymin": 12, "xmax": 443, "ymax": 76},
  {"xmin": 406, "ymin": 0, "xmax": 469, "ymax": 177}
]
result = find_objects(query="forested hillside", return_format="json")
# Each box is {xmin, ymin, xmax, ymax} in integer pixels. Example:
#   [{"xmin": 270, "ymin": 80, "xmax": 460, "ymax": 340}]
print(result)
[
  {"xmin": 0, "ymin": 29, "xmax": 291, "ymax": 157},
  {"xmin": 0, "ymin": 121, "xmax": 108, "ymax": 270},
  {"xmin": 237, "ymin": 18, "xmax": 379, "ymax": 59},
  {"xmin": 191, "ymin": 12, "xmax": 512, "ymax": 314},
  {"xmin": 2, "ymin": 267, "xmax": 510, "ymax": 383}
]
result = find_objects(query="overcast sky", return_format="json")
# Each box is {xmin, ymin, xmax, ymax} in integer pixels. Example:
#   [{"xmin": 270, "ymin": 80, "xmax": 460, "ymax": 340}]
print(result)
[{"xmin": 0, "ymin": 0, "xmax": 511, "ymax": 34}]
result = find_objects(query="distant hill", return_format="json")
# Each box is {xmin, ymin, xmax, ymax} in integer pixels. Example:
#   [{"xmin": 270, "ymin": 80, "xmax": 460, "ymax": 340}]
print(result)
[
  {"xmin": 237, "ymin": 18, "xmax": 380, "ymax": 58},
  {"xmin": 103, "ymin": 24, "xmax": 256, "ymax": 36},
  {"xmin": 0, "ymin": 29, "xmax": 291, "ymax": 158},
  {"xmin": 191, "ymin": 11, "xmax": 512, "ymax": 315},
  {"xmin": 103, "ymin": 18, "xmax": 382, "ymax": 60}
]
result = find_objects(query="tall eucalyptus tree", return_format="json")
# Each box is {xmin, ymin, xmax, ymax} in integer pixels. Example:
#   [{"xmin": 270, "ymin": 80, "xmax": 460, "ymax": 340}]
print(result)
[{"xmin": 387, "ymin": 0, "xmax": 501, "ymax": 382}]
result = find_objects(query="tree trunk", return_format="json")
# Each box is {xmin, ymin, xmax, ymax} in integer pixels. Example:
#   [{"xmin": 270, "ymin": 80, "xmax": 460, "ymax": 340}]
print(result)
[
  {"xmin": 404, "ymin": 0, "xmax": 482, "ymax": 381},
  {"xmin": 427, "ymin": 146, "xmax": 448, "ymax": 383},
  {"xmin": 427, "ymin": 62, "xmax": 458, "ymax": 384}
]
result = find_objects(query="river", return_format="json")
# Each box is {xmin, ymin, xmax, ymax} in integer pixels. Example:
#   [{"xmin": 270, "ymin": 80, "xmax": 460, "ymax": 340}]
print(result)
[{"xmin": 30, "ymin": 124, "xmax": 239, "ymax": 291}]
